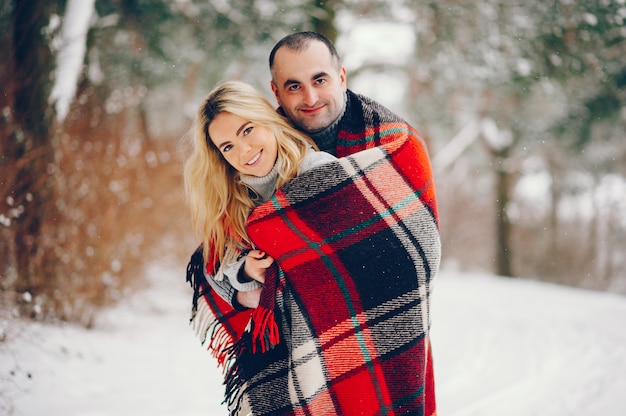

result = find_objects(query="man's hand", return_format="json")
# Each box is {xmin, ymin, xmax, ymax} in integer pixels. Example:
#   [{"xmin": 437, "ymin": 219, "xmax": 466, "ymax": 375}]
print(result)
[
  {"xmin": 236, "ymin": 287, "xmax": 262, "ymax": 309},
  {"xmin": 243, "ymin": 250, "xmax": 274, "ymax": 284}
]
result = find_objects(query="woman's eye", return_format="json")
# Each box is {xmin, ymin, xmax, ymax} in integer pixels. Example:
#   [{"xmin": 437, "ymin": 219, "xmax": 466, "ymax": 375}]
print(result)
[
  {"xmin": 222, "ymin": 144, "xmax": 233, "ymax": 153},
  {"xmin": 242, "ymin": 126, "xmax": 253, "ymax": 136}
]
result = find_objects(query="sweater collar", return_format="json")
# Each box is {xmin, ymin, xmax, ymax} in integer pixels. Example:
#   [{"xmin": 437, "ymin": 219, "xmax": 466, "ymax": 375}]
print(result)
[
  {"xmin": 239, "ymin": 159, "xmax": 282, "ymax": 204},
  {"xmin": 307, "ymin": 92, "xmax": 348, "ymax": 156}
]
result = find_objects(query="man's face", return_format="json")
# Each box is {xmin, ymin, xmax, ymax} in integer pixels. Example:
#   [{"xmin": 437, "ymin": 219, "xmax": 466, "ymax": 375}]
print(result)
[{"xmin": 270, "ymin": 41, "xmax": 347, "ymax": 133}]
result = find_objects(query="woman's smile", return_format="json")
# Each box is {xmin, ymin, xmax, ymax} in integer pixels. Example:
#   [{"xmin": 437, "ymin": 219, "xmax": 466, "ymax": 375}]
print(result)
[{"xmin": 246, "ymin": 150, "xmax": 262, "ymax": 166}]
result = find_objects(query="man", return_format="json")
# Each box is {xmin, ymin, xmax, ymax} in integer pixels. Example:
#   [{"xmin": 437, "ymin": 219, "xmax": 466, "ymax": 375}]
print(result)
[
  {"xmin": 269, "ymin": 32, "xmax": 347, "ymax": 148},
  {"xmin": 187, "ymin": 32, "xmax": 440, "ymax": 416}
]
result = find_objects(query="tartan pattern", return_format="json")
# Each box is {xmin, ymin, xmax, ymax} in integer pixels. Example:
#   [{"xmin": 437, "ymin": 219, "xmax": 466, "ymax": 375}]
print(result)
[
  {"xmin": 186, "ymin": 91, "xmax": 440, "ymax": 415},
  {"xmin": 236, "ymin": 134, "xmax": 439, "ymax": 416}
]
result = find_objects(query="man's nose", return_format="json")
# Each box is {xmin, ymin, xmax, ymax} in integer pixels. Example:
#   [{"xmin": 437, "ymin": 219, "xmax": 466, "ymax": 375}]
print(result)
[{"xmin": 302, "ymin": 87, "xmax": 318, "ymax": 106}]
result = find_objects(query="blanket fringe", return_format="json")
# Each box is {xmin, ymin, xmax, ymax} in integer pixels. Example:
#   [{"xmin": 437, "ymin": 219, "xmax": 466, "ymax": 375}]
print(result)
[
  {"xmin": 186, "ymin": 246, "xmax": 207, "ymax": 317},
  {"xmin": 222, "ymin": 334, "xmax": 251, "ymax": 414},
  {"xmin": 250, "ymin": 306, "xmax": 279, "ymax": 354},
  {"xmin": 186, "ymin": 246, "xmax": 237, "ymax": 368},
  {"xmin": 185, "ymin": 244, "xmax": 281, "ymax": 415},
  {"xmin": 190, "ymin": 300, "xmax": 234, "ymax": 367},
  {"xmin": 208, "ymin": 321, "xmax": 234, "ymax": 367},
  {"xmin": 221, "ymin": 308, "xmax": 280, "ymax": 414}
]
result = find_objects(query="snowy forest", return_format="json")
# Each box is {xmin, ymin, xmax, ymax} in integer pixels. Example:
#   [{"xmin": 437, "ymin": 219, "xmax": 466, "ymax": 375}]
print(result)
[{"xmin": 1, "ymin": 0, "xmax": 625, "ymax": 327}]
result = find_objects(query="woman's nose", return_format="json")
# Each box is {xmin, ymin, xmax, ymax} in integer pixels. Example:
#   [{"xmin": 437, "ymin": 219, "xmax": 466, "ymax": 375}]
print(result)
[{"xmin": 239, "ymin": 141, "xmax": 253, "ymax": 159}]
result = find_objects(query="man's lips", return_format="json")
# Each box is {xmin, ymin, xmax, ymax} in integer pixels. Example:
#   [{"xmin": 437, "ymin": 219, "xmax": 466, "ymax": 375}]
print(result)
[{"xmin": 299, "ymin": 104, "xmax": 325, "ymax": 115}]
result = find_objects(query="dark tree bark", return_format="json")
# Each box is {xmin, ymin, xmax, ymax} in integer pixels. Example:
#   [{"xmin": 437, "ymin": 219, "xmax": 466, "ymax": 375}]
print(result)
[
  {"xmin": 0, "ymin": 3, "xmax": 16, "ymax": 284},
  {"xmin": 312, "ymin": 0, "xmax": 339, "ymax": 42},
  {"xmin": 4, "ymin": 0, "xmax": 57, "ymax": 294}
]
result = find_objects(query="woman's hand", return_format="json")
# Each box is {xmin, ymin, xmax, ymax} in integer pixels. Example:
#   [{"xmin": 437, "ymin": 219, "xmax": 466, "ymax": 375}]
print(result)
[{"xmin": 243, "ymin": 250, "xmax": 274, "ymax": 284}]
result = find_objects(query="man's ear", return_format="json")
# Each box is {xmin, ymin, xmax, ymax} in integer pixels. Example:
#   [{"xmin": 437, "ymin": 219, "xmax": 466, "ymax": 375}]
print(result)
[
  {"xmin": 270, "ymin": 81, "xmax": 282, "ymax": 107},
  {"xmin": 339, "ymin": 66, "xmax": 348, "ymax": 91}
]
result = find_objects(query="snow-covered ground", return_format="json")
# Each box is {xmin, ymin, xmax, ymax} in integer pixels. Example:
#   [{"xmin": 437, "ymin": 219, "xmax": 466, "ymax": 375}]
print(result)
[{"xmin": 2, "ymin": 264, "xmax": 626, "ymax": 416}]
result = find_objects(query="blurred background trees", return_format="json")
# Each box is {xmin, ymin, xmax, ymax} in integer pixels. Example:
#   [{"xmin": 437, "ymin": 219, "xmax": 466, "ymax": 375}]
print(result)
[{"xmin": 1, "ymin": 0, "xmax": 624, "ymax": 324}]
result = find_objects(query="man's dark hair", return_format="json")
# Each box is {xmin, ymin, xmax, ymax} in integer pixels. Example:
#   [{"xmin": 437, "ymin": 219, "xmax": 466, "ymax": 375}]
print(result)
[{"xmin": 269, "ymin": 31, "xmax": 341, "ymax": 69}]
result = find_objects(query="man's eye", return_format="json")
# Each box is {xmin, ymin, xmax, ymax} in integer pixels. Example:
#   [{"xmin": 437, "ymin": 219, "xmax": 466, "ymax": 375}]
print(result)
[
  {"xmin": 243, "ymin": 126, "xmax": 253, "ymax": 136},
  {"xmin": 314, "ymin": 78, "xmax": 326, "ymax": 85},
  {"xmin": 288, "ymin": 85, "xmax": 300, "ymax": 91}
]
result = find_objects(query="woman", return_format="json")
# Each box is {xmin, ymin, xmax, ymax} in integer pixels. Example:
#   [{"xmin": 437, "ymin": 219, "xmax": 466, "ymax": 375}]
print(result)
[{"xmin": 184, "ymin": 80, "xmax": 336, "ymax": 314}]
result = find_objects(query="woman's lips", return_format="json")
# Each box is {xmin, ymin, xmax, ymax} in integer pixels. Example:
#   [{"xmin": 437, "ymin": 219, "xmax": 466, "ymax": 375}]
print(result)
[{"xmin": 246, "ymin": 150, "xmax": 262, "ymax": 166}]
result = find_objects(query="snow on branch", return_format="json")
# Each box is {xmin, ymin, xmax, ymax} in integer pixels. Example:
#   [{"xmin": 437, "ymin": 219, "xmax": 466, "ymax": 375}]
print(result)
[
  {"xmin": 432, "ymin": 119, "xmax": 482, "ymax": 173},
  {"xmin": 49, "ymin": 0, "xmax": 95, "ymax": 122}
]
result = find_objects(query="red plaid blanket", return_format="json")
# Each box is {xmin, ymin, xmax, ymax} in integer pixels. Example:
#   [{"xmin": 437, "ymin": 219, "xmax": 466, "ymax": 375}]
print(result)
[{"xmin": 186, "ymin": 91, "xmax": 440, "ymax": 415}]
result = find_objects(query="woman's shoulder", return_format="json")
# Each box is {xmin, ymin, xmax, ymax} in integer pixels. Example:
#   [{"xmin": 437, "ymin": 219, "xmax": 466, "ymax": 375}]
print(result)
[{"xmin": 298, "ymin": 149, "xmax": 337, "ymax": 174}]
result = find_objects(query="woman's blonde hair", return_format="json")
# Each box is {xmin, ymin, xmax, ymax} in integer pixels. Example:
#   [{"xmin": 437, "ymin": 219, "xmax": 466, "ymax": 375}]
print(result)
[{"xmin": 184, "ymin": 80, "xmax": 315, "ymax": 269}]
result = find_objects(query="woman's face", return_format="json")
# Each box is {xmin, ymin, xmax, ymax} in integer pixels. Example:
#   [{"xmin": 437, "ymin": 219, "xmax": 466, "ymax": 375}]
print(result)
[{"xmin": 208, "ymin": 112, "xmax": 278, "ymax": 177}]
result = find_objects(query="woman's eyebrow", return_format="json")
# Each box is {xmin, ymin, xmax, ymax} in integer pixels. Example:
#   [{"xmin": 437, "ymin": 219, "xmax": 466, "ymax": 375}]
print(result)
[
  {"xmin": 236, "ymin": 121, "xmax": 252, "ymax": 136},
  {"xmin": 215, "ymin": 139, "xmax": 231, "ymax": 150}
]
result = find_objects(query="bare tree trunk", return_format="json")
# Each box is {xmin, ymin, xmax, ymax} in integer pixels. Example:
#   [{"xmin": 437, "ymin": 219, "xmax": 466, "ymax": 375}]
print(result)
[
  {"xmin": 547, "ymin": 150, "xmax": 562, "ymax": 274},
  {"xmin": 312, "ymin": 0, "xmax": 339, "ymax": 42},
  {"xmin": 138, "ymin": 102, "xmax": 152, "ymax": 142},
  {"xmin": 6, "ymin": 0, "xmax": 57, "ymax": 294},
  {"xmin": 494, "ymin": 148, "xmax": 513, "ymax": 277}
]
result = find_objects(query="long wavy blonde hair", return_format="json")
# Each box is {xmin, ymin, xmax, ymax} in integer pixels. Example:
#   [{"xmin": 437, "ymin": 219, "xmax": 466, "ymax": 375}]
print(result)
[{"xmin": 184, "ymin": 80, "xmax": 315, "ymax": 269}]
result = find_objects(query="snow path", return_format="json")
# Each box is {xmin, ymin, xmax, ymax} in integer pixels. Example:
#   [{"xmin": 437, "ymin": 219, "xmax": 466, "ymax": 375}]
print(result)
[
  {"xmin": 1, "ymin": 263, "xmax": 227, "ymax": 416},
  {"xmin": 432, "ymin": 271, "xmax": 626, "ymax": 416},
  {"xmin": 2, "ymin": 265, "xmax": 626, "ymax": 415}
]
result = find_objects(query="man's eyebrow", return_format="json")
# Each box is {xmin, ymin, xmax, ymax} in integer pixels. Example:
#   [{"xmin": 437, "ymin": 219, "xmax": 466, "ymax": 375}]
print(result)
[
  {"xmin": 311, "ymin": 71, "xmax": 329, "ymax": 80},
  {"xmin": 283, "ymin": 78, "xmax": 300, "ymax": 88},
  {"xmin": 282, "ymin": 72, "xmax": 329, "ymax": 89}
]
